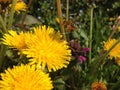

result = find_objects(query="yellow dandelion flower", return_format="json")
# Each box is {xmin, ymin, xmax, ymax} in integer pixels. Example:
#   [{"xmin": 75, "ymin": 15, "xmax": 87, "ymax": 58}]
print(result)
[
  {"xmin": 0, "ymin": 64, "xmax": 53, "ymax": 90},
  {"xmin": 91, "ymin": 82, "xmax": 107, "ymax": 90},
  {"xmin": 2, "ymin": 30, "xmax": 27, "ymax": 51},
  {"xmin": 103, "ymin": 39, "xmax": 120, "ymax": 59},
  {"xmin": 9, "ymin": 1, "xmax": 27, "ymax": 13},
  {"xmin": 23, "ymin": 25, "xmax": 71, "ymax": 72},
  {"xmin": 14, "ymin": 1, "xmax": 27, "ymax": 13}
]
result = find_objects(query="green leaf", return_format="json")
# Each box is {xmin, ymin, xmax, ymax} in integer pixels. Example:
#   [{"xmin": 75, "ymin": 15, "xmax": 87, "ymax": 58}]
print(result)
[
  {"xmin": 53, "ymin": 77, "xmax": 66, "ymax": 90},
  {"xmin": 6, "ymin": 49, "xmax": 14, "ymax": 58},
  {"xmin": 53, "ymin": 77, "xmax": 65, "ymax": 85},
  {"xmin": 72, "ymin": 30, "xmax": 80, "ymax": 39},
  {"xmin": 79, "ymin": 29, "xmax": 88, "ymax": 41}
]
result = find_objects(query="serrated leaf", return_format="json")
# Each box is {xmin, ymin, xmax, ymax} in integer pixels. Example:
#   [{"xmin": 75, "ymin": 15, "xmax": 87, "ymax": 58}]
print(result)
[
  {"xmin": 72, "ymin": 30, "xmax": 80, "ymax": 39},
  {"xmin": 79, "ymin": 30, "xmax": 88, "ymax": 41}
]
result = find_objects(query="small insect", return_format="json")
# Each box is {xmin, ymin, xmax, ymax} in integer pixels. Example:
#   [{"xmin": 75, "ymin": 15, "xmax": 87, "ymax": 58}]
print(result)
[{"xmin": 63, "ymin": 20, "xmax": 78, "ymax": 32}]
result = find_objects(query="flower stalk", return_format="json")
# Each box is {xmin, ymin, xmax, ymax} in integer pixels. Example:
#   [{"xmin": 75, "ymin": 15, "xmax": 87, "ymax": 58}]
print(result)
[
  {"xmin": 66, "ymin": 0, "xmax": 69, "ymax": 21},
  {"xmin": 8, "ymin": 0, "xmax": 17, "ymax": 29},
  {"xmin": 21, "ymin": 0, "xmax": 33, "ymax": 28},
  {"xmin": 0, "ymin": 45, "xmax": 6, "ymax": 70},
  {"xmin": 0, "ymin": 15, "xmax": 7, "ymax": 33},
  {"xmin": 56, "ymin": 0, "xmax": 66, "ymax": 40},
  {"xmin": 108, "ymin": 16, "xmax": 120, "ymax": 39},
  {"xmin": 89, "ymin": 7, "xmax": 94, "ymax": 64}
]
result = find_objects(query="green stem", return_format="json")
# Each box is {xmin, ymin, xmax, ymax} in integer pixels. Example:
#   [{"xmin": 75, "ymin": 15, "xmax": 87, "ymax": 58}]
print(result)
[
  {"xmin": 65, "ymin": 0, "xmax": 70, "ymax": 41},
  {"xmin": 0, "ymin": 45, "xmax": 6, "ymax": 71},
  {"xmin": 21, "ymin": 0, "xmax": 33, "ymax": 28},
  {"xmin": 108, "ymin": 18, "xmax": 120, "ymax": 39},
  {"xmin": 89, "ymin": 7, "xmax": 94, "ymax": 64},
  {"xmin": 0, "ymin": 15, "xmax": 7, "ymax": 33},
  {"xmin": 56, "ymin": 0, "xmax": 66, "ymax": 40},
  {"xmin": 66, "ymin": 0, "xmax": 69, "ymax": 21},
  {"xmin": 8, "ymin": 0, "xmax": 17, "ymax": 29}
]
